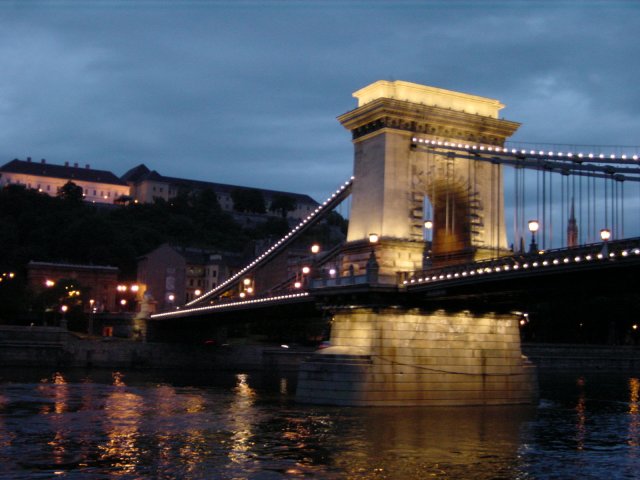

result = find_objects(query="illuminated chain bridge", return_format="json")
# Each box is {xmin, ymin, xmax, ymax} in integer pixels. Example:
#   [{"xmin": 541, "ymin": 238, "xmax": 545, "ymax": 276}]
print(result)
[{"xmin": 150, "ymin": 80, "xmax": 640, "ymax": 407}]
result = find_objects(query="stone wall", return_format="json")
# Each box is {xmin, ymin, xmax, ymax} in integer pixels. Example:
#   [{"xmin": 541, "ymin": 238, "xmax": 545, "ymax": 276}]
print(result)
[{"xmin": 297, "ymin": 308, "xmax": 538, "ymax": 406}]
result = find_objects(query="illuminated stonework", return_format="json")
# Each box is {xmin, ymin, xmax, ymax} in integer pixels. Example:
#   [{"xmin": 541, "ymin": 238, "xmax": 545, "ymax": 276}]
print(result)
[
  {"xmin": 339, "ymin": 80, "xmax": 520, "ymax": 272},
  {"xmin": 353, "ymin": 80, "xmax": 505, "ymax": 118},
  {"xmin": 296, "ymin": 307, "xmax": 538, "ymax": 406}
]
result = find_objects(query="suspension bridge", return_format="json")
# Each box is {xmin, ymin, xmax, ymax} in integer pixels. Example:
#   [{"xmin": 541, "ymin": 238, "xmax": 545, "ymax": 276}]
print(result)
[{"xmin": 148, "ymin": 80, "xmax": 640, "ymax": 406}]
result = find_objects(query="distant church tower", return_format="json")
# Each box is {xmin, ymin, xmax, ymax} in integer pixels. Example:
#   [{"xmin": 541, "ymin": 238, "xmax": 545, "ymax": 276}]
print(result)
[{"xmin": 567, "ymin": 197, "xmax": 578, "ymax": 247}]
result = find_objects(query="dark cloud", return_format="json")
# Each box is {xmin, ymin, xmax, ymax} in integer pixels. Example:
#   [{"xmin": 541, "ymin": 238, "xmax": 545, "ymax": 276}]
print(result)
[{"xmin": 0, "ymin": 1, "xmax": 638, "ymax": 203}]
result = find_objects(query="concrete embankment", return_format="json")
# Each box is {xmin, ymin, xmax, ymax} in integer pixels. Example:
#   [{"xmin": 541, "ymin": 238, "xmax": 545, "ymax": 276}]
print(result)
[
  {"xmin": 0, "ymin": 326, "xmax": 312, "ymax": 372},
  {"xmin": 522, "ymin": 343, "xmax": 640, "ymax": 371},
  {"xmin": 3, "ymin": 326, "xmax": 640, "ymax": 373}
]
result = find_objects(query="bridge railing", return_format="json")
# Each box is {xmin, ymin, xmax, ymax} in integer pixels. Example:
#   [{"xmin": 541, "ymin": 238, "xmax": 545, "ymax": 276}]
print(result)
[{"xmin": 400, "ymin": 237, "xmax": 640, "ymax": 288}]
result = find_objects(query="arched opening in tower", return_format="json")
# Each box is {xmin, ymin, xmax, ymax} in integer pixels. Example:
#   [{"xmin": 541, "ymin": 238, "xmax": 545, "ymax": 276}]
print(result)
[{"xmin": 427, "ymin": 180, "xmax": 473, "ymax": 267}]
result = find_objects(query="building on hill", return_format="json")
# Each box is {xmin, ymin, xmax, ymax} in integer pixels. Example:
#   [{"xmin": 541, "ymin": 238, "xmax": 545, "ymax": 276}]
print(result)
[
  {"xmin": 121, "ymin": 164, "xmax": 319, "ymax": 221},
  {"xmin": 1, "ymin": 158, "xmax": 320, "ymax": 219},
  {"xmin": 26, "ymin": 261, "xmax": 120, "ymax": 313},
  {"xmin": 136, "ymin": 244, "xmax": 244, "ymax": 311},
  {"xmin": 0, "ymin": 158, "xmax": 130, "ymax": 204}
]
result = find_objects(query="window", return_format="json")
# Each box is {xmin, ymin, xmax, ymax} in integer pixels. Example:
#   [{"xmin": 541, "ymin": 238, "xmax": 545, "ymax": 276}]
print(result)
[{"xmin": 93, "ymin": 190, "xmax": 96, "ymax": 196}]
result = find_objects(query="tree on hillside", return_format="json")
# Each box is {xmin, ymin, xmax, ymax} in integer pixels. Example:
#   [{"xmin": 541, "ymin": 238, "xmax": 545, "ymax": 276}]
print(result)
[
  {"xmin": 231, "ymin": 188, "xmax": 266, "ymax": 214},
  {"xmin": 57, "ymin": 181, "xmax": 84, "ymax": 203},
  {"xmin": 269, "ymin": 194, "xmax": 297, "ymax": 218}
]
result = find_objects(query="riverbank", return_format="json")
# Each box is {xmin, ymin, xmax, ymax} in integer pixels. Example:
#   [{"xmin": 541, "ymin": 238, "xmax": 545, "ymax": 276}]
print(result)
[
  {"xmin": 0, "ymin": 325, "xmax": 312, "ymax": 372},
  {"xmin": 2, "ymin": 325, "xmax": 640, "ymax": 373}
]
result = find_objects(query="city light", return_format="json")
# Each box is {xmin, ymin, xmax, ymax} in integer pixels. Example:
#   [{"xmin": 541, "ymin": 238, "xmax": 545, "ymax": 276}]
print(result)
[
  {"xmin": 402, "ymin": 241, "xmax": 640, "ymax": 287},
  {"xmin": 181, "ymin": 176, "xmax": 354, "ymax": 308},
  {"xmin": 411, "ymin": 136, "xmax": 640, "ymax": 163}
]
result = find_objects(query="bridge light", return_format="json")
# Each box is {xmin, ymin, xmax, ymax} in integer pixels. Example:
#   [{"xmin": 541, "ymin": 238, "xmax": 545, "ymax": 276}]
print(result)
[
  {"xmin": 301, "ymin": 266, "xmax": 311, "ymax": 275},
  {"xmin": 528, "ymin": 220, "xmax": 539, "ymax": 254},
  {"xmin": 294, "ymin": 281, "xmax": 302, "ymax": 289},
  {"xmin": 310, "ymin": 244, "xmax": 320, "ymax": 254},
  {"xmin": 600, "ymin": 229, "xmax": 611, "ymax": 257}
]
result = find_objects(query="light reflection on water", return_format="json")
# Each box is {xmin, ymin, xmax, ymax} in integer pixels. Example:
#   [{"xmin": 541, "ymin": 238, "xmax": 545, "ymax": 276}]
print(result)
[{"xmin": 0, "ymin": 369, "xmax": 638, "ymax": 479}]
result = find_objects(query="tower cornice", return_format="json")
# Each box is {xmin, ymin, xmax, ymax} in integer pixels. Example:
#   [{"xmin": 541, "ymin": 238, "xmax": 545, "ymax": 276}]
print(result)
[{"xmin": 338, "ymin": 97, "xmax": 520, "ymax": 145}]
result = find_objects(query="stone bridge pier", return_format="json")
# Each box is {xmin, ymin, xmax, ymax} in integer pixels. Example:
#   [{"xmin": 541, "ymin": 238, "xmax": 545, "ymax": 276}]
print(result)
[
  {"xmin": 296, "ymin": 80, "xmax": 537, "ymax": 406},
  {"xmin": 296, "ymin": 307, "xmax": 538, "ymax": 406}
]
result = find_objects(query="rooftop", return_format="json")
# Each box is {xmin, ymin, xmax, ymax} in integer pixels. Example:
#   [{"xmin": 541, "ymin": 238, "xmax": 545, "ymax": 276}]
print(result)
[{"xmin": 1, "ymin": 159, "xmax": 128, "ymax": 186}]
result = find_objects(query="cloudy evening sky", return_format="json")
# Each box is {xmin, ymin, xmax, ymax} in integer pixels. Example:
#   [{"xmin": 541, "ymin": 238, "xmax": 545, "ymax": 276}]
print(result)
[{"xmin": 1, "ymin": 0, "xmax": 639, "ymax": 203}]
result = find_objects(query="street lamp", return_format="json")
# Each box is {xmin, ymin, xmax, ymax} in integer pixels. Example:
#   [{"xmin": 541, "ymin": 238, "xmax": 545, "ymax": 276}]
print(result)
[
  {"xmin": 368, "ymin": 233, "xmax": 379, "ymax": 244},
  {"xmin": 310, "ymin": 244, "xmax": 320, "ymax": 254},
  {"xmin": 88, "ymin": 299, "xmax": 95, "ymax": 335},
  {"xmin": 60, "ymin": 305, "xmax": 68, "ymax": 330},
  {"xmin": 600, "ymin": 228, "xmax": 611, "ymax": 256},
  {"xmin": 528, "ymin": 220, "xmax": 539, "ymax": 254}
]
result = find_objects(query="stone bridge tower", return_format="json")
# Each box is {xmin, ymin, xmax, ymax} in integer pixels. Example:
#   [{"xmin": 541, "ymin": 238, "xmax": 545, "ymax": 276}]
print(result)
[{"xmin": 338, "ymin": 80, "xmax": 520, "ymax": 276}]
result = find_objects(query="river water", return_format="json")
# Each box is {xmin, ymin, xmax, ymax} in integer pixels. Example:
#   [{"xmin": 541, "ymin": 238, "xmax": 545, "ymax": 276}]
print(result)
[{"xmin": 0, "ymin": 368, "xmax": 638, "ymax": 479}]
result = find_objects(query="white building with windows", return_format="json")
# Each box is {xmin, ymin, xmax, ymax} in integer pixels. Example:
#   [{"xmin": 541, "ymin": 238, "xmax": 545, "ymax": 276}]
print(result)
[{"xmin": 0, "ymin": 158, "xmax": 130, "ymax": 204}]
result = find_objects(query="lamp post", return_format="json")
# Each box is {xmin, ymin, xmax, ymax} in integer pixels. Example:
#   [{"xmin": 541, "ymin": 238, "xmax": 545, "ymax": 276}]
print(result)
[
  {"xmin": 366, "ymin": 233, "xmax": 380, "ymax": 283},
  {"xmin": 88, "ymin": 299, "xmax": 95, "ymax": 335},
  {"xmin": 600, "ymin": 228, "xmax": 611, "ymax": 256},
  {"xmin": 423, "ymin": 219, "xmax": 433, "ymax": 238},
  {"xmin": 423, "ymin": 220, "xmax": 433, "ymax": 268},
  {"xmin": 528, "ymin": 220, "xmax": 539, "ymax": 254},
  {"xmin": 60, "ymin": 305, "xmax": 68, "ymax": 330}
]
